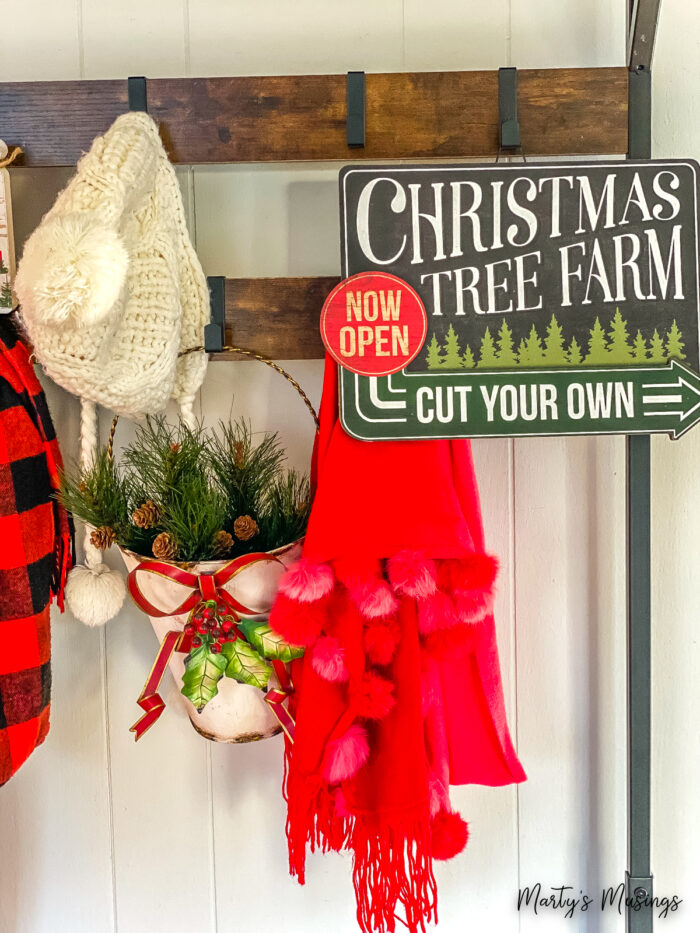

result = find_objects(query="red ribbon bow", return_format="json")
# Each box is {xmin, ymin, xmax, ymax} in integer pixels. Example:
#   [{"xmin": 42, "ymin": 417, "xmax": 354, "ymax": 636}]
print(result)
[{"xmin": 126, "ymin": 553, "xmax": 296, "ymax": 741}]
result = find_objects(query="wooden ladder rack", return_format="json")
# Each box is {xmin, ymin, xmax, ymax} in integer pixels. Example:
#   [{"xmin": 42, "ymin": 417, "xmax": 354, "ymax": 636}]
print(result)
[{"xmin": 0, "ymin": 67, "xmax": 628, "ymax": 360}]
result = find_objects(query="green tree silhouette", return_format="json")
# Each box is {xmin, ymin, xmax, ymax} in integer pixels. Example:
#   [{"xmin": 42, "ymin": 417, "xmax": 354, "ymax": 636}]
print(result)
[
  {"xmin": 543, "ymin": 315, "xmax": 568, "ymax": 365},
  {"xmin": 477, "ymin": 327, "xmax": 500, "ymax": 368},
  {"xmin": 496, "ymin": 318, "xmax": 518, "ymax": 367},
  {"xmin": 567, "ymin": 336, "xmax": 583, "ymax": 365},
  {"xmin": 0, "ymin": 253, "xmax": 11, "ymax": 310},
  {"xmin": 665, "ymin": 320, "xmax": 686, "ymax": 361},
  {"xmin": 426, "ymin": 334, "xmax": 444, "ymax": 370},
  {"xmin": 632, "ymin": 330, "xmax": 648, "ymax": 363},
  {"xmin": 648, "ymin": 329, "xmax": 667, "ymax": 364},
  {"xmin": 516, "ymin": 338, "xmax": 528, "ymax": 367},
  {"xmin": 0, "ymin": 282, "xmax": 12, "ymax": 309},
  {"xmin": 462, "ymin": 344, "xmax": 476, "ymax": 368},
  {"xmin": 607, "ymin": 308, "xmax": 633, "ymax": 364},
  {"xmin": 584, "ymin": 317, "xmax": 610, "ymax": 365},
  {"xmin": 519, "ymin": 325, "xmax": 545, "ymax": 367},
  {"xmin": 442, "ymin": 324, "xmax": 463, "ymax": 369}
]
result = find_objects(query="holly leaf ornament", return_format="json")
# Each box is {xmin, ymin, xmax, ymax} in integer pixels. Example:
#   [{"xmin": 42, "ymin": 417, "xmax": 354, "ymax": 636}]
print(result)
[
  {"xmin": 238, "ymin": 619, "xmax": 305, "ymax": 663},
  {"xmin": 181, "ymin": 641, "xmax": 229, "ymax": 711},
  {"xmin": 222, "ymin": 638, "xmax": 272, "ymax": 689}
]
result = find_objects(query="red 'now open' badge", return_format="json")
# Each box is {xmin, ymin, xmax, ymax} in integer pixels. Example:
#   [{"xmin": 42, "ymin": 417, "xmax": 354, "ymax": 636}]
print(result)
[{"xmin": 320, "ymin": 272, "xmax": 428, "ymax": 376}]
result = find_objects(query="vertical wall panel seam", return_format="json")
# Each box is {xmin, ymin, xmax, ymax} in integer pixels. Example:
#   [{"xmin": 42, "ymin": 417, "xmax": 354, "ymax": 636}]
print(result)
[
  {"xmin": 76, "ymin": 0, "xmax": 85, "ymax": 78},
  {"xmin": 506, "ymin": 0, "xmax": 512, "ymax": 67},
  {"xmin": 100, "ymin": 629, "xmax": 119, "ymax": 933},
  {"xmin": 77, "ymin": 5, "xmax": 118, "ymax": 928},
  {"xmin": 401, "ymin": 0, "xmax": 406, "ymax": 69},
  {"xmin": 206, "ymin": 745, "xmax": 219, "ymax": 933},
  {"xmin": 509, "ymin": 437, "xmax": 522, "ymax": 933},
  {"xmin": 183, "ymin": 0, "xmax": 191, "ymax": 78}
]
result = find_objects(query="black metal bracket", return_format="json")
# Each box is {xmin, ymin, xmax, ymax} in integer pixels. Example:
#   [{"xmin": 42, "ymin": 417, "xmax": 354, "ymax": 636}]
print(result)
[
  {"xmin": 204, "ymin": 276, "xmax": 225, "ymax": 353},
  {"xmin": 346, "ymin": 71, "xmax": 366, "ymax": 148},
  {"xmin": 627, "ymin": 61, "xmax": 654, "ymax": 933},
  {"xmin": 128, "ymin": 76, "xmax": 147, "ymax": 113},
  {"xmin": 626, "ymin": 873, "xmax": 655, "ymax": 933},
  {"xmin": 498, "ymin": 67, "xmax": 520, "ymax": 150},
  {"xmin": 628, "ymin": 0, "xmax": 662, "ymax": 72}
]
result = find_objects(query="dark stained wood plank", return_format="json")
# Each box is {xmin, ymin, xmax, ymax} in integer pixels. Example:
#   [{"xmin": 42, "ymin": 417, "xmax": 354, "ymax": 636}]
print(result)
[
  {"xmin": 0, "ymin": 68, "xmax": 628, "ymax": 166},
  {"xmin": 149, "ymin": 68, "xmax": 628, "ymax": 161},
  {"xmin": 519, "ymin": 68, "xmax": 629, "ymax": 156},
  {"xmin": 0, "ymin": 81, "xmax": 127, "ymax": 166},
  {"xmin": 218, "ymin": 276, "xmax": 337, "ymax": 360}
]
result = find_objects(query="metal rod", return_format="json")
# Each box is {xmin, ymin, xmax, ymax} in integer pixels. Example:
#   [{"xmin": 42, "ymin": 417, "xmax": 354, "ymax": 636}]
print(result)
[
  {"xmin": 628, "ymin": 0, "xmax": 662, "ymax": 71},
  {"xmin": 626, "ymin": 64, "xmax": 654, "ymax": 933}
]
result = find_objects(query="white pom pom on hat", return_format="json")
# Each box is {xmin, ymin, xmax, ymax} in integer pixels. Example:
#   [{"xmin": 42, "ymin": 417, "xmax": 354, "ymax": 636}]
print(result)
[
  {"xmin": 65, "ymin": 560, "xmax": 127, "ymax": 628},
  {"xmin": 15, "ymin": 213, "xmax": 128, "ymax": 327}
]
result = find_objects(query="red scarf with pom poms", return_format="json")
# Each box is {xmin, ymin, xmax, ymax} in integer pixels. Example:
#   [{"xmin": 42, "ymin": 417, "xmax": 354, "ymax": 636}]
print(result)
[{"xmin": 270, "ymin": 358, "xmax": 525, "ymax": 932}]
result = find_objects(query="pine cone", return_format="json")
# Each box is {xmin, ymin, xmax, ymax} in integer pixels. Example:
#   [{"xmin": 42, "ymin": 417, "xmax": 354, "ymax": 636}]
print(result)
[
  {"xmin": 132, "ymin": 500, "xmax": 162, "ymax": 530},
  {"xmin": 212, "ymin": 530, "xmax": 234, "ymax": 557},
  {"xmin": 90, "ymin": 525, "xmax": 116, "ymax": 550},
  {"xmin": 233, "ymin": 441, "xmax": 246, "ymax": 468},
  {"xmin": 152, "ymin": 532, "xmax": 178, "ymax": 560},
  {"xmin": 233, "ymin": 515, "xmax": 258, "ymax": 541}
]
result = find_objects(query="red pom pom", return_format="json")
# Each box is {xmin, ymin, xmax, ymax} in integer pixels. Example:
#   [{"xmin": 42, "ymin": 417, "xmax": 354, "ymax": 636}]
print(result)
[
  {"xmin": 431, "ymin": 810, "xmax": 469, "ymax": 860},
  {"xmin": 269, "ymin": 593, "xmax": 325, "ymax": 646},
  {"xmin": 387, "ymin": 551, "xmax": 437, "ymax": 598},
  {"xmin": 417, "ymin": 591, "xmax": 459, "ymax": 635},
  {"xmin": 279, "ymin": 559, "xmax": 335, "ymax": 603},
  {"xmin": 422, "ymin": 623, "xmax": 472, "ymax": 661},
  {"xmin": 462, "ymin": 552, "xmax": 499, "ymax": 592},
  {"xmin": 350, "ymin": 579, "xmax": 399, "ymax": 619},
  {"xmin": 438, "ymin": 553, "xmax": 498, "ymax": 596},
  {"xmin": 354, "ymin": 672, "xmax": 395, "ymax": 720},
  {"xmin": 311, "ymin": 635, "xmax": 349, "ymax": 682},
  {"xmin": 454, "ymin": 588, "xmax": 494, "ymax": 624},
  {"xmin": 322, "ymin": 724, "xmax": 369, "ymax": 783},
  {"xmin": 363, "ymin": 618, "xmax": 400, "ymax": 666}
]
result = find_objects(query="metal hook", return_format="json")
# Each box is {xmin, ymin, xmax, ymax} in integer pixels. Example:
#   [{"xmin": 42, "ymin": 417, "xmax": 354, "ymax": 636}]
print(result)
[
  {"xmin": 204, "ymin": 276, "xmax": 226, "ymax": 353},
  {"xmin": 128, "ymin": 76, "xmax": 148, "ymax": 113},
  {"xmin": 498, "ymin": 67, "xmax": 520, "ymax": 150},
  {"xmin": 346, "ymin": 71, "xmax": 366, "ymax": 148}
]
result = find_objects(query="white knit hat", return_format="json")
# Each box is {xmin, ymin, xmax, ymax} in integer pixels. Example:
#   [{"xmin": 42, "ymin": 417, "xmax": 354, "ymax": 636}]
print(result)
[{"xmin": 15, "ymin": 111, "xmax": 210, "ymax": 626}]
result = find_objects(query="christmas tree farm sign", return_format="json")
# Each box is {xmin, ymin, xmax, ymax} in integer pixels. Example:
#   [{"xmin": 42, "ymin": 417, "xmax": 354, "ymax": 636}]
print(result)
[{"xmin": 332, "ymin": 161, "xmax": 700, "ymax": 440}]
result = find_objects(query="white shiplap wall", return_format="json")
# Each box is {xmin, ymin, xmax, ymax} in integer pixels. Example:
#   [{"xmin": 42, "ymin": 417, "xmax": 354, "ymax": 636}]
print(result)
[{"xmin": 0, "ymin": 2, "xmax": 697, "ymax": 932}]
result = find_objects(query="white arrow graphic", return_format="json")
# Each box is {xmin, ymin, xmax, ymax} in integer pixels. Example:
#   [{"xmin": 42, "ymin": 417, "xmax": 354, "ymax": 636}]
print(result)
[
  {"xmin": 642, "ymin": 373, "xmax": 700, "ymax": 422},
  {"xmin": 369, "ymin": 376, "xmax": 407, "ymax": 410}
]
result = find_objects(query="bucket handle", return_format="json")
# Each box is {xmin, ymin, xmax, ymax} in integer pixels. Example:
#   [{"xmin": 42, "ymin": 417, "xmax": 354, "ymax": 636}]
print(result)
[{"xmin": 108, "ymin": 345, "xmax": 320, "ymax": 460}]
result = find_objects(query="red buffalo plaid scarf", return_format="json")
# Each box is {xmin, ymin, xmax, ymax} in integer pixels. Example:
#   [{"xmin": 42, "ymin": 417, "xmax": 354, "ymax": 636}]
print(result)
[
  {"xmin": 0, "ymin": 315, "xmax": 72, "ymax": 786},
  {"xmin": 270, "ymin": 359, "xmax": 525, "ymax": 932}
]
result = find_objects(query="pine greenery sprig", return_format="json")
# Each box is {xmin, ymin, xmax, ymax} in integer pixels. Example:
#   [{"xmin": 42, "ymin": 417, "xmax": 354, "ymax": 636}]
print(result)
[
  {"xmin": 60, "ymin": 448, "xmax": 132, "ymax": 541},
  {"xmin": 60, "ymin": 416, "xmax": 310, "ymax": 562},
  {"xmin": 209, "ymin": 420, "xmax": 285, "ymax": 527},
  {"xmin": 257, "ymin": 470, "xmax": 311, "ymax": 552}
]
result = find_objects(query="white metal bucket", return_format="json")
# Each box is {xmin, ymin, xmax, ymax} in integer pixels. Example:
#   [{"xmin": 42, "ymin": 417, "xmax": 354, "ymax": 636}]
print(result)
[{"xmin": 120, "ymin": 541, "xmax": 302, "ymax": 743}]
